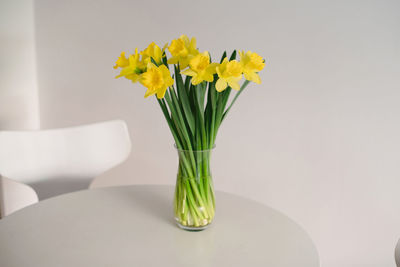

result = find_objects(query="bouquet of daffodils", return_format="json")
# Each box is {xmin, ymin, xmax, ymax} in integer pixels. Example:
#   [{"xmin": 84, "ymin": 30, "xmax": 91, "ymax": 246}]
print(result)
[{"xmin": 114, "ymin": 35, "xmax": 265, "ymax": 229}]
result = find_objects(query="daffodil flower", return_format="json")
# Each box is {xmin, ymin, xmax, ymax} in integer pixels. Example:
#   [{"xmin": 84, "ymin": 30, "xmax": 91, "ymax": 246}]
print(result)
[
  {"xmin": 115, "ymin": 49, "xmax": 144, "ymax": 82},
  {"xmin": 140, "ymin": 63, "xmax": 174, "ymax": 99},
  {"xmin": 181, "ymin": 51, "xmax": 218, "ymax": 85},
  {"xmin": 215, "ymin": 58, "xmax": 243, "ymax": 92},
  {"xmin": 168, "ymin": 35, "xmax": 199, "ymax": 69},
  {"xmin": 239, "ymin": 51, "xmax": 265, "ymax": 84},
  {"xmin": 115, "ymin": 49, "xmax": 144, "ymax": 83},
  {"xmin": 141, "ymin": 42, "xmax": 165, "ymax": 65},
  {"xmin": 113, "ymin": 52, "xmax": 129, "ymax": 69}
]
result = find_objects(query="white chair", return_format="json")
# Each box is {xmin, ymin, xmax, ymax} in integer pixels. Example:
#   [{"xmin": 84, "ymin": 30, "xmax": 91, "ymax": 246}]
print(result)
[{"xmin": 0, "ymin": 120, "xmax": 131, "ymax": 217}]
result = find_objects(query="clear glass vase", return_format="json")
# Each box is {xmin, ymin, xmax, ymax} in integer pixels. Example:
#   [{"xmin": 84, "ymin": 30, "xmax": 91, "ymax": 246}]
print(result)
[{"xmin": 174, "ymin": 146, "xmax": 215, "ymax": 231}]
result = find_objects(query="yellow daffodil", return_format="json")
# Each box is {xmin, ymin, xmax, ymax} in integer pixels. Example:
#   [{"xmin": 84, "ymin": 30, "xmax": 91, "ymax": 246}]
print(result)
[
  {"xmin": 115, "ymin": 49, "xmax": 143, "ymax": 83},
  {"xmin": 141, "ymin": 42, "xmax": 164, "ymax": 65},
  {"xmin": 239, "ymin": 51, "xmax": 265, "ymax": 84},
  {"xmin": 215, "ymin": 58, "xmax": 243, "ymax": 92},
  {"xmin": 140, "ymin": 63, "xmax": 174, "ymax": 99},
  {"xmin": 113, "ymin": 52, "xmax": 129, "ymax": 69},
  {"xmin": 167, "ymin": 35, "xmax": 199, "ymax": 69},
  {"xmin": 181, "ymin": 51, "xmax": 218, "ymax": 85}
]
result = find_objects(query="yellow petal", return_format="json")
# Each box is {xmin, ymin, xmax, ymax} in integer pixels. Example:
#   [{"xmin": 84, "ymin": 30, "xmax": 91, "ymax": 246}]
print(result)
[
  {"xmin": 115, "ymin": 67, "xmax": 132, "ymax": 78},
  {"xmin": 244, "ymin": 71, "xmax": 261, "ymax": 84},
  {"xmin": 179, "ymin": 58, "xmax": 190, "ymax": 69},
  {"xmin": 216, "ymin": 78, "xmax": 227, "ymax": 92},
  {"xmin": 227, "ymin": 77, "xmax": 241, "ymax": 90},
  {"xmin": 156, "ymin": 86, "xmax": 168, "ymax": 99},
  {"xmin": 203, "ymin": 72, "xmax": 214, "ymax": 82},
  {"xmin": 180, "ymin": 34, "xmax": 190, "ymax": 45},
  {"xmin": 190, "ymin": 37, "xmax": 197, "ymax": 51},
  {"xmin": 216, "ymin": 66, "xmax": 222, "ymax": 77},
  {"xmin": 162, "ymin": 43, "xmax": 168, "ymax": 52},
  {"xmin": 113, "ymin": 52, "xmax": 129, "ymax": 69},
  {"xmin": 165, "ymin": 76, "xmax": 174, "ymax": 87},
  {"xmin": 167, "ymin": 57, "xmax": 179, "ymax": 65},
  {"xmin": 154, "ymin": 47, "xmax": 162, "ymax": 63},
  {"xmin": 144, "ymin": 89, "xmax": 156, "ymax": 98},
  {"xmin": 207, "ymin": 63, "xmax": 219, "ymax": 73},
  {"xmin": 126, "ymin": 73, "xmax": 140, "ymax": 82},
  {"xmin": 159, "ymin": 64, "xmax": 168, "ymax": 73},
  {"xmin": 147, "ymin": 62, "xmax": 157, "ymax": 70},
  {"xmin": 243, "ymin": 72, "xmax": 251, "ymax": 81},
  {"xmin": 201, "ymin": 51, "xmax": 210, "ymax": 58},
  {"xmin": 181, "ymin": 69, "xmax": 197, "ymax": 77},
  {"xmin": 191, "ymin": 76, "xmax": 203, "ymax": 85},
  {"xmin": 250, "ymin": 72, "xmax": 261, "ymax": 84},
  {"xmin": 238, "ymin": 50, "xmax": 245, "ymax": 59}
]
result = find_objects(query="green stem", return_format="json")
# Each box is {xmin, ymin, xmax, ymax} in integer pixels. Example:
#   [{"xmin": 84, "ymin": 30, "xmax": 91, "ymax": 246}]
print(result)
[{"xmin": 185, "ymin": 179, "xmax": 204, "ymax": 220}]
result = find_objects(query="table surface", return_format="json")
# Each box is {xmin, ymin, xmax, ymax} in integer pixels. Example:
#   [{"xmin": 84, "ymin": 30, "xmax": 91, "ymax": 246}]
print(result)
[{"xmin": 0, "ymin": 185, "xmax": 319, "ymax": 267}]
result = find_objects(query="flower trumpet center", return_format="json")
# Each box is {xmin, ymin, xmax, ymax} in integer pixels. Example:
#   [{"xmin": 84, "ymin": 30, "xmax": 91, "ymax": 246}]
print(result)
[
  {"xmin": 225, "ymin": 60, "xmax": 242, "ymax": 77},
  {"xmin": 169, "ymin": 39, "xmax": 188, "ymax": 57},
  {"xmin": 190, "ymin": 54, "xmax": 209, "ymax": 73},
  {"xmin": 246, "ymin": 53, "xmax": 265, "ymax": 71},
  {"xmin": 141, "ymin": 68, "xmax": 164, "ymax": 90}
]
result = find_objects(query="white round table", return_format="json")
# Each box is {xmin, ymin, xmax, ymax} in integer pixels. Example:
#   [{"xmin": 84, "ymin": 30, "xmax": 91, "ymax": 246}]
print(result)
[{"xmin": 0, "ymin": 185, "xmax": 319, "ymax": 267}]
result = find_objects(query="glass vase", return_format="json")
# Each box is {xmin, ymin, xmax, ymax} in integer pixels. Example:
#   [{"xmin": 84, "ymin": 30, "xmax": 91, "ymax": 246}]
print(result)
[{"xmin": 174, "ymin": 146, "xmax": 215, "ymax": 231}]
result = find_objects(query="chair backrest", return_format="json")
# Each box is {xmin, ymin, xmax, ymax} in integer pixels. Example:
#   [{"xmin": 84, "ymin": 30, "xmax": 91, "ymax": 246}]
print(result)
[
  {"xmin": 0, "ymin": 175, "xmax": 38, "ymax": 218},
  {"xmin": 0, "ymin": 120, "xmax": 131, "ymax": 198}
]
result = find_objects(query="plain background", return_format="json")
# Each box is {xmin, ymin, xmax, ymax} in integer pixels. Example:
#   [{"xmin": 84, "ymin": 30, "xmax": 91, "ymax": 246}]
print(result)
[
  {"xmin": 0, "ymin": 0, "xmax": 39, "ymax": 129},
  {"xmin": 1, "ymin": 0, "xmax": 400, "ymax": 266}
]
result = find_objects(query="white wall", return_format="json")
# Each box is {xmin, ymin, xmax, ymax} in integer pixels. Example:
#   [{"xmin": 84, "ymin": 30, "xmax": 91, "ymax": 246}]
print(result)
[
  {"xmin": 0, "ymin": 0, "xmax": 39, "ymax": 130},
  {"xmin": 34, "ymin": 0, "xmax": 400, "ymax": 266}
]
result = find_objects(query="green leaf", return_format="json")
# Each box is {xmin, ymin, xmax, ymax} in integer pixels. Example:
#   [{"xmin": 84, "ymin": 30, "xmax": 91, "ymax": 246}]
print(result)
[
  {"xmin": 188, "ymin": 79, "xmax": 196, "ymax": 113},
  {"xmin": 204, "ymin": 82, "xmax": 214, "ymax": 137},
  {"xmin": 175, "ymin": 65, "xmax": 195, "ymax": 135},
  {"xmin": 229, "ymin": 50, "xmax": 237, "ymax": 60},
  {"xmin": 213, "ymin": 86, "xmax": 232, "ymax": 142},
  {"xmin": 185, "ymin": 76, "xmax": 191, "ymax": 91},
  {"xmin": 195, "ymin": 108, "xmax": 201, "ymax": 150},
  {"xmin": 150, "ymin": 57, "xmax": 159, "ymax": 66},
  {"xmin": 220, "ymin": 51, "xmax": 227, "ymax": 63},
  {"xmin": 169, "ymin": 87, "xmax": 194, "ymax": 150},
  {"xmin": 210, "ymin": 79, "xmax": 218, "ymax": 108},
  {"xmin": 163, "ymin": 93, "xmax": 187, "ymax": 147},
  {"xmin": 195, "ymin": 83, "xmax": 207, "ymax": 113},
  {"xmin": 164, "ymin": 90, "xmax": 197, "ymax": 177},
  {"xmin": 193, "ymin": 83, "xmax": 207, "ymax": 149},
  {"xmin": 204, "ymin": 100, "xmax": 211, "ymax": 138},
  {"xmin": 204, "ymin": 79, "xmax": 219, "ymax": 148},
  {"xmin": 162, "ymin": 52, "xmax": 169, "ymax": 70}
]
